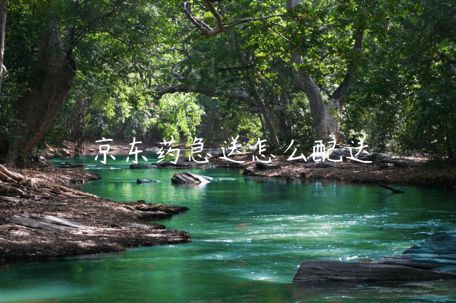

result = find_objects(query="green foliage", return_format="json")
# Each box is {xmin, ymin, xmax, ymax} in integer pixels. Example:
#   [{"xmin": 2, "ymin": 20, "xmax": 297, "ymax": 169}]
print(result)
[
  {"xmin": 151, "ymin": 93, "xmax": 204, "ymax": 144},
  {"xmin": 1, "ymin": 0, "xmax": 454, "ymax": 159}
]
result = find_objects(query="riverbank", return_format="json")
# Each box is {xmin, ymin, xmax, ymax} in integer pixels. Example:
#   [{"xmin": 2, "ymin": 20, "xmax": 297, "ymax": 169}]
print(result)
[
  {"xmin": 128, "ymin": 155, "xmax": 456, "ymax": 189},
  {"xmin": 242, "ymin": 159, "xmax": 456, "ymax": 189},
  {"xmin": 44, "ymin": 141, "xmax": 456, "ymax": 188},
  {"xmin": 0, "ymin": 164, "xmax": 190, "ymax": 263}
]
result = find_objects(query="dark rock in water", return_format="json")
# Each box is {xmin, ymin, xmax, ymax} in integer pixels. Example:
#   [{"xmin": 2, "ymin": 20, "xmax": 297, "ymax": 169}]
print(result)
[
  {"xmin": 293, "ymin": 261, "xmax": 454, "ymax": 283},
  {"xmin": 171, "ymin": 172, "xmax": 212, "ymax": 185},
  {"xmin": 243, "ymin": 168, "xmax": 255, "ymax": 176},
  {"xmin": 293, "ymin": 232, "xmax": 456, "ymax": 283},
  {"xmin": 156, "ymin": 162, "xmax": 214, "ymax": 169},
  {"xmin": 130, "ymin": 163, "xmax": 157, "ymax": 169},
  {"xmin": 255, "ymin": 162, "xmax": 281, "ymax": 170},
  {"xmin": 136, "ymin": 179, "xmax": 160, "ymax": 184}
]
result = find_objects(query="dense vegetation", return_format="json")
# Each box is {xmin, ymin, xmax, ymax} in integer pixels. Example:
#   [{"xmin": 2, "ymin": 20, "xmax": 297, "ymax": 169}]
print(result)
[{"xmin": 0, "ymin": 0, "xmax": 454, "ymax": 166}]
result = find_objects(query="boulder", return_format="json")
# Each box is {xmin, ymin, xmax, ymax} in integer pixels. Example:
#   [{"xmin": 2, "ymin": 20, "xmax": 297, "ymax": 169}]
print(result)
[{"xmin": 171, "ymin": 172, "xmax": 212, "ymax": 185}]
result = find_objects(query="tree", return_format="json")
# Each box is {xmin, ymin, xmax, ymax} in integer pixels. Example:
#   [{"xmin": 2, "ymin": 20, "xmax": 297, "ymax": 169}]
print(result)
[{"xmin": 5, "ymin": 0, "xmax": 154, "ymax": 166}]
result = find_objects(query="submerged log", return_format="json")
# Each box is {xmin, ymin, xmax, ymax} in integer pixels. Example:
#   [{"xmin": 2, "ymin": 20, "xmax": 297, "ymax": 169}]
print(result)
[
  {"xmin": 171, "ymin": 172, "xmax": 212, "ymax": 185},
  {"xmin": 294, "ymin": 232, "xmax": 456, "ymax": 283}
]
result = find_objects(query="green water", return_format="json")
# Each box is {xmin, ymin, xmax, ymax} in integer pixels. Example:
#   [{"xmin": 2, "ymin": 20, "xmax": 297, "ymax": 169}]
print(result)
[{"xmin": 0, "ymin": 155, "xmax": 455, "ymax": 302}]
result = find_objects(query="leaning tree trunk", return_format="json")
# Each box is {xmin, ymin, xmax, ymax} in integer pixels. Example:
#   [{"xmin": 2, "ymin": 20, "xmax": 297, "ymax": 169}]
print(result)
[
  {"xmin": 0, "ymin": 0, "xmax": 7, "ymax": 88},
  {"xmin": 287, "ymin": 0, "xmax": 338, "ymax": 140},
  {"xmin": 7, "ymin": 28, "xmax": 77, "ymax": 167}
]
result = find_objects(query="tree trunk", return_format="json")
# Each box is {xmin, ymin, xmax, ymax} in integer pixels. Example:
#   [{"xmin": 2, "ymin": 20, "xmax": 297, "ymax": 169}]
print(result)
[
  {"xmin": 287, "ymin": 0, "xmax": 338, "ymax": 140},
  {"xmin": 248, "ymin": 83, "xmax": 280, "ymax": 150},
  {"xmin": 7, "ymin": 28, "xmax": 77, "ymax": 167},
  {"xmin": 0, "ymin": 0, "xmax": 7, "ymax": 88},
  {"xmin": 72, "ymin": 95, "xmax": 87, "ymax": 155}
]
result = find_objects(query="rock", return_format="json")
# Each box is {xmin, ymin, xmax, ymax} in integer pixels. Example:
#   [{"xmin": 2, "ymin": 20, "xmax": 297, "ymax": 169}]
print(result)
[
  {"xmin": 156, "ymin": 162, "xmax": 187, "ymax": 168},
  {"xmin": 328, "ymin": 147, "xmax": 353, "ymax": 159},
  {"xmin": 361, "ymin": 153, "xmax": 414, "ymax": 168},
  {"xmin": 129, "ymin": 163, "xmax": 157, "ymax": 169},
  {"xmin": 136, "ymin": 178, "xmax": 160, "ymax": 184},
  {"xmin": 255, "ymin": 162, "xmax": 281, "ymax": 170},
  {"xmin": 243, "ymin": 167, "xmax": 255, "ymax": 176},
  {"xmin": 293, "ymin": 261, "xmax": 454, "ymax": 283},
  {"xmin": 293, "ymin": 232, "xmax": 456, "ymax": 283},
  {"xmin": 171, "ymin": 172, "xmax": 212, "ymax": 185}
]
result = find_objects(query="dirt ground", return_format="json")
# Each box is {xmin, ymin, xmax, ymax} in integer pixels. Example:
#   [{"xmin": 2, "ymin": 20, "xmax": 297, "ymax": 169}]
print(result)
[{"xmin": 0, "ymin": 164, "xmax": 190, "ymax": 263}]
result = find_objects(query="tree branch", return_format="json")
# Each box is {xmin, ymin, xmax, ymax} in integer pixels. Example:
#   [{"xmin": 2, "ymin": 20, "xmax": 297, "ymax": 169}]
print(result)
[
  {"xmin": 182, "ymin": 0, "xmax": 223, "ymax": 36},
  {"xmin": 331, "ymin": 24, "xmax": 364, "ymax": 105}
]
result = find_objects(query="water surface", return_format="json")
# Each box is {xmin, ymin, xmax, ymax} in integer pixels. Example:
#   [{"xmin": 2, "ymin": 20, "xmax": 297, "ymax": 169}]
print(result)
[{"xmin": 0, "ymin": 156, "xmax": 455, "ymax": 302}]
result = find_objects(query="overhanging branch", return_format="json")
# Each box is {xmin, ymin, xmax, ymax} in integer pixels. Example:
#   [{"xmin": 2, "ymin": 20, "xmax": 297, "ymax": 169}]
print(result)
[
  {"xmin": 182, "ymin": 0, "xmax": 223, "ymax": 36},
  {"xmin": 331, "ymin": 25, "xmax": 364, "ymax": 105}
]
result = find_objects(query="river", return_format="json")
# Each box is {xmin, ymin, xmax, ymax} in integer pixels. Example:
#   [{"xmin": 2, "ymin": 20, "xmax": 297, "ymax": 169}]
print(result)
[{"xmin": 0, "ymin": 155, "xmax": 455, "ymax": 302}]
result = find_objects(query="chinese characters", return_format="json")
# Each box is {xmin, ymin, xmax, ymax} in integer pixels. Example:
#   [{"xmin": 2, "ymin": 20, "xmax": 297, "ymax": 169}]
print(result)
[{"xmin": 93, "ymin": 134, "xmax": 372, "ymax": 165}]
